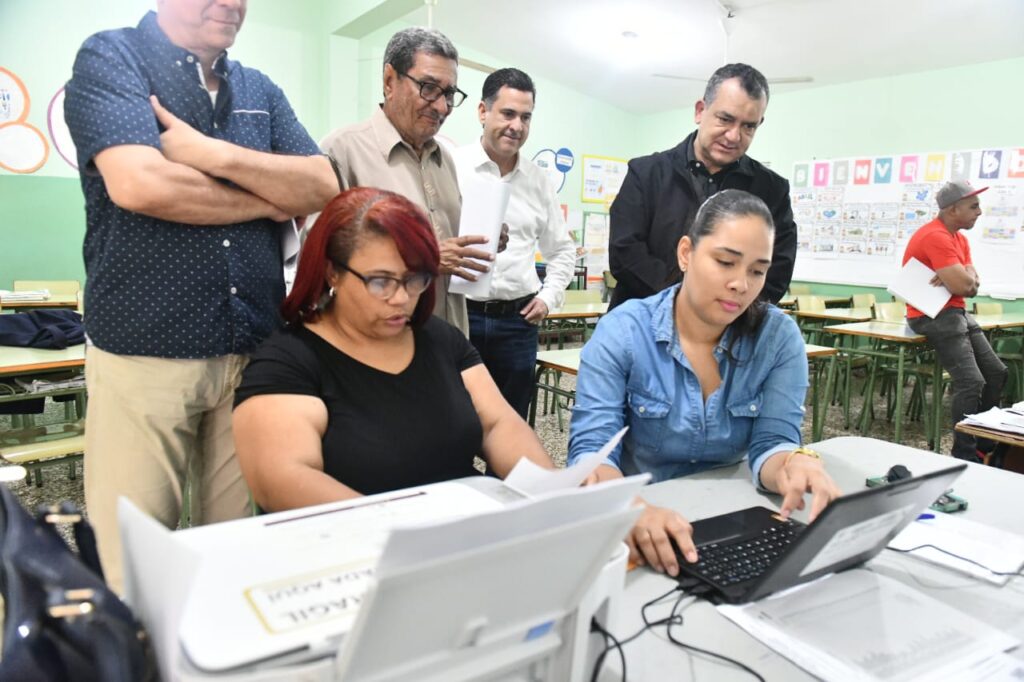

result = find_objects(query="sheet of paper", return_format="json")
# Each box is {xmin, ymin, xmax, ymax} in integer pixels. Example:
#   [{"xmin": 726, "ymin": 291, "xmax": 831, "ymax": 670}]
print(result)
[
  {"xmin": 961, "ymin": 406, "xmax": 1024, "ymax": 436},
  {"xmin": 888, "ymin": 512, "xmax": 1024, "ymax": 585},
  {"xmin": 448, "ymin": 175, "xmax": 510, "ymax": 298},
  {"xmin": 718, "ymin": 569, "xmax": 1019, "ymax": 682},
  {"xmin": 886, "ymin": 257, "xmax": 951, "ymax": 318},
  {"xmin": 504, "ymin": 427, "xmax": 628, "ymax": 495}
]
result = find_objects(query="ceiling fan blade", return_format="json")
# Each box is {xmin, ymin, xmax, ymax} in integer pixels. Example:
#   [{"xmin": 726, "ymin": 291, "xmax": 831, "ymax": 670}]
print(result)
[
  {"xmin": 651, "ymin": 73, "xmax": 706, "ymax": 82},
  {"xmin": 460, "ymin": 58, "xmax": 496, "ymax": 75},
  {"xmin": 766, "ymin": 76, "xmax": 814, "ymax": 84}
]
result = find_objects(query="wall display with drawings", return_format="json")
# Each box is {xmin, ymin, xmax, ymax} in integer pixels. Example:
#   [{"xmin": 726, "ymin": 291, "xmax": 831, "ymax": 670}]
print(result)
[{"xmin": 791, "ymin": 148, "xmax": 1024, "ymax": 298}]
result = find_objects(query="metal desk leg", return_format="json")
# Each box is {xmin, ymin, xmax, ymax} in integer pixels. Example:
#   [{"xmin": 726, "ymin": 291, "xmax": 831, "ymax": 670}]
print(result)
[
  {"xmin": 528, "ymin": 365, "xmax": 544, "ymax": 427},
  {"xmin": 816, "ymin": 346, "xmax": 840, "ymax": 442},
  {"xmin": 894, "ymin": 346, "xmax": 906, "ymax": 443}
]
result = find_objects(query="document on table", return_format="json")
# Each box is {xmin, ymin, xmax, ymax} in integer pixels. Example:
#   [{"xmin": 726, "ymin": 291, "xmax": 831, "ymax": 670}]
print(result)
[
  {"xmin": 504, "ymin": 427, "xmax": 628, "ymax": 495},
  {"xmin": 961, "ymin": 406, "xmax": 1024, "ymax": 436},
  {"xmin": 448, "ymin": 175, "xmax": 510, "ymax": 299},
  {"xmin": 717, "ymin": 569, "xmax": 1019, "ymax": 682},
  {"xmin": 887, "ymin": 257, "xmax": 951, "ymax": 318},
  {"xmin": 888, "ymin": 512, "xmax": 1024, "ymax": 585}
]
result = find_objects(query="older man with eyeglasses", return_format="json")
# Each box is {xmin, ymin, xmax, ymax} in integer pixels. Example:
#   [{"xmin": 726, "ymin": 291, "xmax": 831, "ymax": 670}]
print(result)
[{"xmin": 319, "ymin": 27, "xmax": 495, "ymax": 335}]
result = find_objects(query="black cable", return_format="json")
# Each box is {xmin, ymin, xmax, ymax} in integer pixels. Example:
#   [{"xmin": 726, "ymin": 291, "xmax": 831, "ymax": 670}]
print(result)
[
  {"xmin": 588, "ymin": 584, "xmax": 685, "ymax": 682},
  {"xmin": 589, "ymin": 618, "xmax": 627, "ymax": 682},
  {"xmin": 664, "ymin": 590, "xmax": 767, "ymax": 682},
  {"xmin": 887, "ymin": 544, "xmax": 1024, "ymax": 577}
]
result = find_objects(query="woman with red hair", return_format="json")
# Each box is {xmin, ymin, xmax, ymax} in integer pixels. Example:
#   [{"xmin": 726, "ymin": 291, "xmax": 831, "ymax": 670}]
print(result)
[{"xmin": 233, "ymin": 188, "xmax": 552, "ymax": 511}]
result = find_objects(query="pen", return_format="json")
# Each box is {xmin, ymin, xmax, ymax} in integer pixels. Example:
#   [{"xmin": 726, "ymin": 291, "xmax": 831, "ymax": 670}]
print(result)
[{"xmin": 917, "ymin": 513, "xmax": 935, "ymax": 521}]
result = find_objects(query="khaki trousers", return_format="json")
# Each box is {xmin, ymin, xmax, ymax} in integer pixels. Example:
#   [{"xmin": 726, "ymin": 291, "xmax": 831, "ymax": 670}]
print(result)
[{"xmin": 84, "ymin": 346, "xmax": 252, "ymax": 593}]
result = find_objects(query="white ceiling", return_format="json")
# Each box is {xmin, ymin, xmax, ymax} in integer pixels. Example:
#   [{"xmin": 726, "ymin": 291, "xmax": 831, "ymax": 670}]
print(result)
[{"xmin": 401, "ymin": 0, "xmax": 1024, "ymax": 114}]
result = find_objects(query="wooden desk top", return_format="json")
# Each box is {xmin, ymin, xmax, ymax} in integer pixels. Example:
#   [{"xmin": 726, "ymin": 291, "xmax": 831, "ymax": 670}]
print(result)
[
  {"xmin": 536, "ymin": 343, "xmax": 836, "ymax": 374},
  {"xmin": 955, "ymin": 421, "xmax": 1024, "ymax": 447},
  {"xmin": 545, "ymin": 302, "xmax": 608, "ymax": 320},
  {"xmin": 0, "ymin": 345, "xmax": 86, "ymax": 376},
  {"xmin": 972, "ymin": 312, "xmax": 1024, "ymax": 330},
  {"xmin": 823, "ymin": 320, "xmax": 926, "ymax": 342},
  {"xmin": 778, "ymin": 295, "xmax": 851, "ymax": 308},
  {"xmin": 0, "ymin": 294, "xmax": 79, "ymax": 310},
  {"xmin": 794, "ymin": 307, "xmax": 873, "ymax": 322}
]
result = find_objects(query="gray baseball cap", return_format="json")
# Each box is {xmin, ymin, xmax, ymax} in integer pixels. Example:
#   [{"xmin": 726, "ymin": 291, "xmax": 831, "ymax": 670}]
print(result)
[{"xmin": 936, "ymin": 180, "xmax": 988, "ymax": 209}]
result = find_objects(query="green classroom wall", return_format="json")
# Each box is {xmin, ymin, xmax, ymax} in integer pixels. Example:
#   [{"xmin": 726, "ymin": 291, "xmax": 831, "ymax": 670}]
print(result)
[{"xmin": 1, "ymin": 1, "xmax": 1020, "ymax": 311}]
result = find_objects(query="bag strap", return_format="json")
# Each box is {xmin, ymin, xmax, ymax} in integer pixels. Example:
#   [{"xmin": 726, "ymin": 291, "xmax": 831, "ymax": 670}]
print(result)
[{"xmin": 36, "ymin": 502, "xmax": 105, "ymax": 579}]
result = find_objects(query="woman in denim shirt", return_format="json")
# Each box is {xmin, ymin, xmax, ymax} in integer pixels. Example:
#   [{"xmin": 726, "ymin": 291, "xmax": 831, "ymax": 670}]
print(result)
[{"xmin": 569, "ymin": 189, "xmax": 840, "ymax": 576}]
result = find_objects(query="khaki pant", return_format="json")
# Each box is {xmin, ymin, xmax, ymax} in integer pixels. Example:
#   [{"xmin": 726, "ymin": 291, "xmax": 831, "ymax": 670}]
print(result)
[{"xmin": 84, "ymin": 346, "xmax": 252, "ymax": 593}]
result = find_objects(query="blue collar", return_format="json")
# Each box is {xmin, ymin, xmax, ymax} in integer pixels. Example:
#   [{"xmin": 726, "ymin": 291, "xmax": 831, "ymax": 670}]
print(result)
[{"xmin": 650, "ymin": 284, "xmax": 748, "ymax": 361}]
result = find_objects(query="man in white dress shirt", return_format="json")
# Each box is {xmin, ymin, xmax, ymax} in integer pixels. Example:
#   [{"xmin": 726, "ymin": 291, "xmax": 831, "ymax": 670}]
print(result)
[{"xmin": 453, "ymin": 68, "xmax": 576, "ymax": 418}]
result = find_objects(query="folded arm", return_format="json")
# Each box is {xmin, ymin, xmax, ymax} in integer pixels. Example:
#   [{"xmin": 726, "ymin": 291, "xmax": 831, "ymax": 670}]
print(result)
[
  {"xmin": 95, "ymin": 144, "xmax": 290, "ymax": 224},
  {"xmin": 934, "ymin": 263, "xmax": 979, "ymax": 297},
  {"xmin": 151, "ymin": 97, "xmax": 337, "ymax": 216},
  {"xmin": 233, "ymin": 394, "xmax": 361, "ymax": 512}
]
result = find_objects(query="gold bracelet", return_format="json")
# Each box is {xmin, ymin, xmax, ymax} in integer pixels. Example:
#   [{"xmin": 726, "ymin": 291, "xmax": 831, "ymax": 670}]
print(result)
[{"xmin": 783, "ymin": 446, "xmax": 821, "ymax": 469}]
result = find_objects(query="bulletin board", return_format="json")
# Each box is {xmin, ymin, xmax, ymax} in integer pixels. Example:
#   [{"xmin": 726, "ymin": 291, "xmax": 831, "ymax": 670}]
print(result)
[
  {"xmin": 791, "ymin": 148, "xmax": 1024, "ymax": 299},
  {"xmin": 581, "ymin": 155, "xmax": 627, "ymax": 205}
]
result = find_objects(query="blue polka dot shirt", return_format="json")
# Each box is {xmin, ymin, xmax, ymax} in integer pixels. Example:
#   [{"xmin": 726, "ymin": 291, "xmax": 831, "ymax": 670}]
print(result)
[{"xmin": 64, "ymin": 11, "xmax": 321, "ymax": 358}]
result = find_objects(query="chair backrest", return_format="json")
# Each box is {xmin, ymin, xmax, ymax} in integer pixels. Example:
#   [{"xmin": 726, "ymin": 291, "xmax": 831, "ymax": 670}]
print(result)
[
  {"xmin": 788, "ymin": 283, "xmax": 812, "ymax": 296},
  {"xmin": 564, "ymin": 289, "xmax": 602, "ymax": 304},
  {"xmin": 795, "ymin": 295, "xmax": 825, "ymax": 312},
  {"xmin": 874, "ymin": 301, "xmax": 907, "ymax": 321},
  {"xmin": 14, "ymin": 280, "xmax": 81, "ymax": 296},
  {"xmin": 602, "ymin": 270, "xmax": 617, "ymax": 289},
  {"xmin": 973, "ymin": 302, "xmax": 1003, "ymax": 315},
  {"xmin": 852, "ymin": 293, "xmax": 876, "ymax": 309}
]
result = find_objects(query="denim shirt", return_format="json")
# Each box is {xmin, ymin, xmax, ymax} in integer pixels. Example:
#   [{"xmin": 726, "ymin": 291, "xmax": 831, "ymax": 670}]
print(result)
[{"xmin": 568, "ymin": 285, "xmax": 807, "ymax": 486}]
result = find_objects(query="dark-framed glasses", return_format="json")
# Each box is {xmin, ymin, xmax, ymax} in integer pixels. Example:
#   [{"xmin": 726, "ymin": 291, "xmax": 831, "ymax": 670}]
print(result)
[
  {"xmin": 399, "ymin": 72, "xmax": 467, "ymax": 108},
  {"xmin": 338, "ymin": 263, "xmax": 433, "ymax": 299}
]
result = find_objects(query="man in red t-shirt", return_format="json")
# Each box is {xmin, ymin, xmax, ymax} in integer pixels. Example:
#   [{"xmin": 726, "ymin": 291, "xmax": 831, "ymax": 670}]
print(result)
[{"xmin": 903, "ymin": 180, "xmax": 1007, "ymax": 462}]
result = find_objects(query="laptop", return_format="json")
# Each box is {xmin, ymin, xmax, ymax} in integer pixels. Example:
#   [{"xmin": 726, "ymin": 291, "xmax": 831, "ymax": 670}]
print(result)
[{"xmin": 675, "ymin": 463, "xmax": 967, "ymax": 604}]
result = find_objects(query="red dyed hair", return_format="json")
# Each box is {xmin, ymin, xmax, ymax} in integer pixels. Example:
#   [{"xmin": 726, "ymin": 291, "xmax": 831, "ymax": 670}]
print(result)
[{"xmin": 282, "ymin": 187, "xmax": 440, "ymax": 327}]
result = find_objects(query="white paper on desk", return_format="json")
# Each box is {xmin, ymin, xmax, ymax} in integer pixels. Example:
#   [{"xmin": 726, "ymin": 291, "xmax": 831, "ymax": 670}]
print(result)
[
  {"xmin": 504, "ymin": 427, "xmax": 628, "ymax": 495},
  {"xmin": 888, "ymin": 512, "xmax": 1024, "ymax": 585},
  {"xmin": 448, "ymin": 175, "xmax": 510, "ymax": 298},
  {"xmin": 961, "ymin": 406, "xmax": 1024, "ymax": 436},
  {"xmin": 887, "ymin": 257, "xmax": 951, "ymax": 318},
  {"xmin": 718, "ymin": 569, "xmax": 1019, "ymax": 682}
]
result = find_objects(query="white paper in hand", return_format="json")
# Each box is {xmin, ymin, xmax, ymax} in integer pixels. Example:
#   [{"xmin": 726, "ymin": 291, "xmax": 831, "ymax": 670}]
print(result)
[
  {"xmin": 449, "ymin": 175, "xmax": 510, "ymax": 299},
  {"xmin": 887, "ymin": 257, "xmax": 951, "ymax": 318},
  {"xmin": 504, "ymin": 427, "xmax": 628, "ymax": 495}
]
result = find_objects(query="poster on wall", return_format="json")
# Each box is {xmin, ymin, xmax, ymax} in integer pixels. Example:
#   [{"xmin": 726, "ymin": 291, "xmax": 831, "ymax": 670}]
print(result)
[
  {"xmin": 0, "ymin": 67, "xmax": 50, "ymax": 174},
  {"xmin": 792, "ymin": 147, "xmax": 1024, "ymax": 298},
  {"xmin": 582, "ymin": 212, "xmax": 609, "ymax": 276},
  {"xmin": 581, "ymin": 155, "xmax": 627, "ymax": 205}
]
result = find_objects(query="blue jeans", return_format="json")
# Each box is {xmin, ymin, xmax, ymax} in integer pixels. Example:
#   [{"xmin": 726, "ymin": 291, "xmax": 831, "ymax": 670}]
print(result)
[
  {"xmin": 469, "ymin": 310, "xmax": 539, "ymax": 420},
  {"xmin": 907, "ymin": 308, "xmax": 1008, "ymax": 460}
]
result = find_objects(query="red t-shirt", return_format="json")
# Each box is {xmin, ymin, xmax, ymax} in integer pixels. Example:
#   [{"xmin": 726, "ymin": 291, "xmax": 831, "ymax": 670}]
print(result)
[{"xmin": 901, "ymin": 218, "xmax": 972, "ymax": 319}]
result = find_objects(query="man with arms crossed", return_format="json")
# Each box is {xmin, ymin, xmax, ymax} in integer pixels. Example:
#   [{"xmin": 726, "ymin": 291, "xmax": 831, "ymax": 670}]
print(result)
[
  {"xmin": 64, "ymin": 0, "xmax": 338, "ymax": 590},
  {"xmin": 320, "ymin": 27, "xmax": 500, "ymax": 335},
  {"xmin": 453, "ymin": 68, "xmax": 576, "ymax": 418},
  {"xmin": 608, "ymin": 63, "xmax": 796, "ymax": 308},
  {"xmin": 903, "ymin": 180, "xmax": 1007, "ymax": 462}
]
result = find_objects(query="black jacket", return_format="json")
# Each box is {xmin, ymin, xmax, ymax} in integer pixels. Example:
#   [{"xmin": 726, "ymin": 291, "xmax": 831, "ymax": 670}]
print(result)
[{"xmin": 608, "ymin": 132, "xmax": 796, "ymax": 308}]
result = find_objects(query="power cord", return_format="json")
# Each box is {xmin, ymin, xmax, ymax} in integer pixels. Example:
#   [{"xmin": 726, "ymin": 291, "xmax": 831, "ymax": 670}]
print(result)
[
  {"xmin": 665, "ymin": 585, "xmax": 767, "ymax": 682},
  {"xmin": 886, "ymin": 544, "xmax": 1024, "ymax": 577},
  {"xmin": 589, "ymin": 584, "xmax": 684, "ymax": 682}
]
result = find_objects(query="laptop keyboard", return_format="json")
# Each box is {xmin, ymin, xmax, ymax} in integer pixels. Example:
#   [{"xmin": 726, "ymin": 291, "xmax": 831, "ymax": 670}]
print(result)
[{"xmin": 690, "ymin": 523, "xmax": 805, "ymax": 586}]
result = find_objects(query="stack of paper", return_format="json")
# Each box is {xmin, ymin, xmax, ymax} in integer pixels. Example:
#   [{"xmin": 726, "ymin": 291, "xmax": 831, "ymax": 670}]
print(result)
[
  {"xmin": 0, "ymin": 288, "xmax": 51, "ymax": 302},
  {"xmin": 960, "ymin": 406, "xmax": 1024, "ymax": 436}
]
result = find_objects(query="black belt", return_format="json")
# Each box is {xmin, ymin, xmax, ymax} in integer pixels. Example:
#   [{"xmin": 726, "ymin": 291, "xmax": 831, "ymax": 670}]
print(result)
[{"xmin": 466, "ymin": 293, "xmax": 537, "ymax": 317}]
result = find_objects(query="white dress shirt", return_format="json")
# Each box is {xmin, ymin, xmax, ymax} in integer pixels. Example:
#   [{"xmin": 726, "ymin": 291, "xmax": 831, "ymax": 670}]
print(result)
[{"xmin": 453, "ymin": 140, "xmax": 577, "ymax": 311}]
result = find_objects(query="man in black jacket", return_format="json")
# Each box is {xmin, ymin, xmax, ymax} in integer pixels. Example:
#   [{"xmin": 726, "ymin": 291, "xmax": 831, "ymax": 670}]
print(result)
[{"xmin": 608, "ymin": 63, "xmax": 795, "ymax": 308}]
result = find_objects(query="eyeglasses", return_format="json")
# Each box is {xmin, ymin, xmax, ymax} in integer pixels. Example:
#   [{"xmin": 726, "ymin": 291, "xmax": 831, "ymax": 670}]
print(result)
[
  {"xmin": 399, "ymin": 72, "xmax": 467, "ymax": 108},
  {"xmin": 338, "ymin": 263, "xmax": 433, "ymax": 299}
]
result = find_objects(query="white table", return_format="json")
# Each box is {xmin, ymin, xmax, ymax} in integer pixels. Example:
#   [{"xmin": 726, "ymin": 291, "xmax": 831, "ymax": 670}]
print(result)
[{"xmin": 602, "ymin": 436, "xmax": 1024, "ymax": 680}]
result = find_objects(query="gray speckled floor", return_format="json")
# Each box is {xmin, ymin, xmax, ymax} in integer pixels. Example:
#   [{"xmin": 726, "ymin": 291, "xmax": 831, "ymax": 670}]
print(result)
[{"xmin": 1, "ymin": 355, "xmax": 957, "ymax": 527}]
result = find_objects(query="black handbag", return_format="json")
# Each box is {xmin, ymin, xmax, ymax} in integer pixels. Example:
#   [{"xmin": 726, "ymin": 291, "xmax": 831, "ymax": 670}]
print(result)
[{"xmin": 0, "ymin": 484, "xmax": 153, "ymax": 681}]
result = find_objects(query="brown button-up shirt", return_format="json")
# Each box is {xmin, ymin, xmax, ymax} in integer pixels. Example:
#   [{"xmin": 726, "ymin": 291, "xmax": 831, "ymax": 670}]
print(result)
[{"xmin": 320, "ymin": 107, "xmax": 467, "ymax": 334}]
